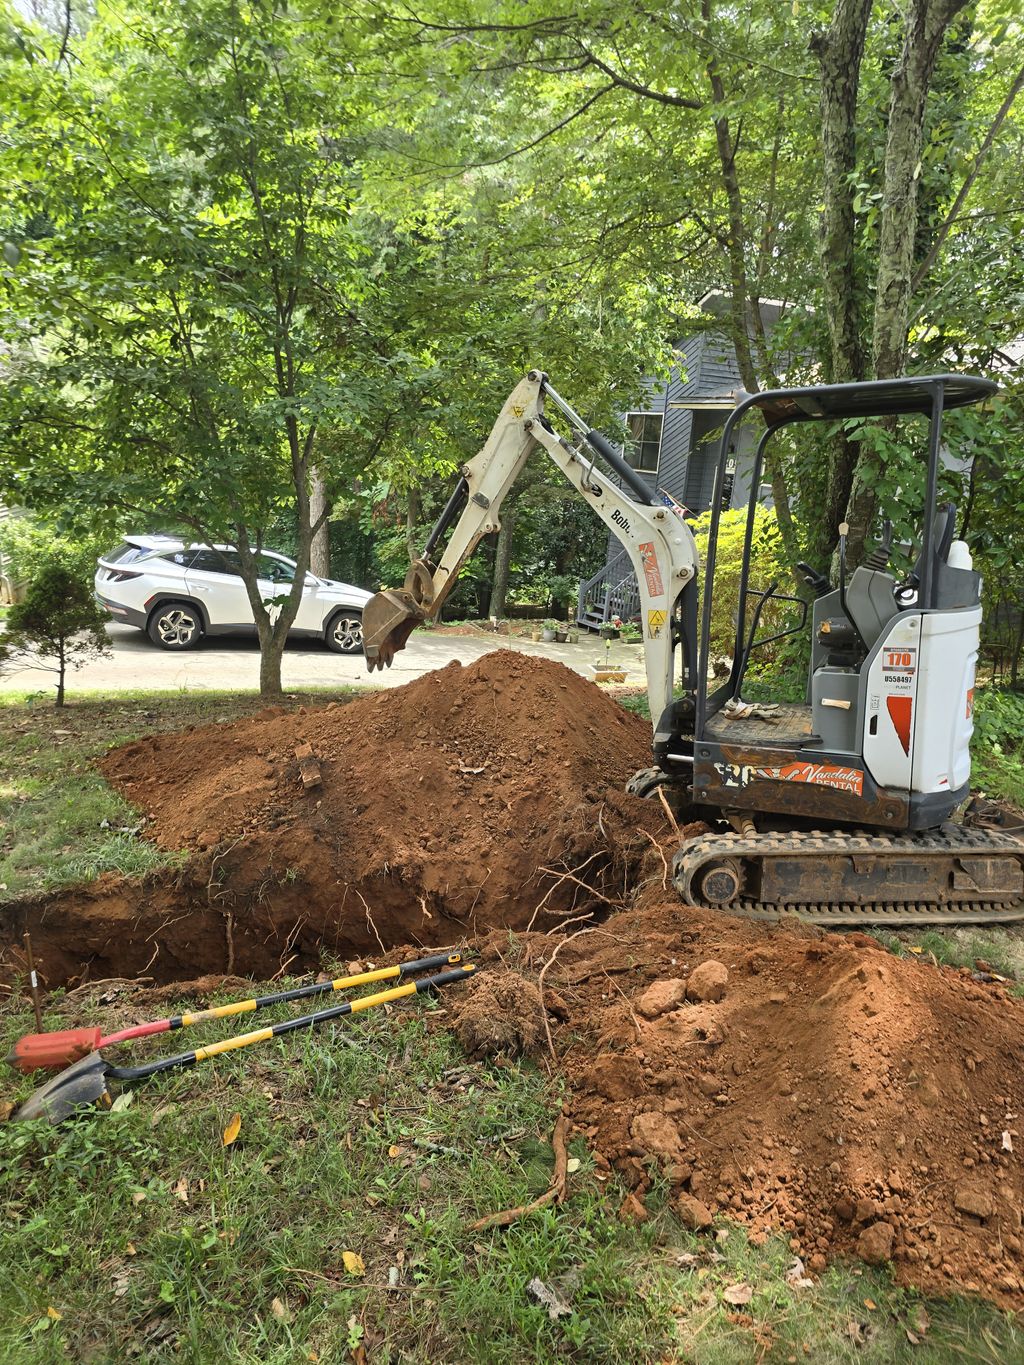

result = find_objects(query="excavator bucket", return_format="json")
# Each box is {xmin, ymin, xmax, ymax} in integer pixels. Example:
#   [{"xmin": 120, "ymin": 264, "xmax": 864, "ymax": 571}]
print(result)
[{"xmin": 363, "ymin": 562, "xmax": 436, "ymax": 672}]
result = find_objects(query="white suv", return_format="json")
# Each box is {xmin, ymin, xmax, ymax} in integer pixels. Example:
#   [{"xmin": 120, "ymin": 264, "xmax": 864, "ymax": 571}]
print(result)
[{"xmin": 95, "ymin": 536, "xmax": 372, "ymax": 653}]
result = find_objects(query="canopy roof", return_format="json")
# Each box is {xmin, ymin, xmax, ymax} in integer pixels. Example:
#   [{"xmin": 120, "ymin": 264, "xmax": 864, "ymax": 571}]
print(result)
[{"xmin": 739, "ymin": 374, "xmax": 998, "ymax": 427}]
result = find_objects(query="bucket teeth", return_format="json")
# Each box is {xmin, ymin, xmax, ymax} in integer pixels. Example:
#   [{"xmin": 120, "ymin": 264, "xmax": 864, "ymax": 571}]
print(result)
[{"xmin": 363, "ymin": 591, "xmax": 426, "ymax": 671}]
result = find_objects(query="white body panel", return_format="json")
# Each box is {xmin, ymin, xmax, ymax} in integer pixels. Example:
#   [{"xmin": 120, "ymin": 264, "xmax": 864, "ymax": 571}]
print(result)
[
  {"xmin": 911, "ymin": 607, "xmax": 980, "ymax": 795},
  {"xmin": 861, "ymin": 607, "xmax": 979, "ymax": 796}
]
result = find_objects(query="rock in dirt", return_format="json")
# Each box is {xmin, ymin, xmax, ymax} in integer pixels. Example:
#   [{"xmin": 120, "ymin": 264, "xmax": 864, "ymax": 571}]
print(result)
[
  {"xmin": 631, "ymin": 1110, "xmax": 686, "ymax": 1165},
  {"xmin": 677, "ymin": 1193, "xmax": 714, "ymax": 1231},
  {"xmin": 954, "ymin": 1183, "xmax": 994, "ymax": 1221},
  {"xmin": 685, "ymin": 960, "xmax": 728, "ymax": 1003},
  {"xmin": 855, "ymin": 1221, "xmax": 895, "ymax": 1265},
  {"xmin": 636, "ymin": 978, "xmax": 687, "ymax": 1019}
]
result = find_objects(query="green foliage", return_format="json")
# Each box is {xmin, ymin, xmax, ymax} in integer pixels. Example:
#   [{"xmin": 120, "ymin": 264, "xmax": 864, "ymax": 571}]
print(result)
[
  {"xmin": 971, "ymin": 686, "xmax": 1024, "ymax": 808},
  {"xmin": 690, "ymin": 506, "xmax": 796, "ymax": 663},
  {"xmin": 0, "ymin": 513, "xmax": 108, "ymax": 587}
]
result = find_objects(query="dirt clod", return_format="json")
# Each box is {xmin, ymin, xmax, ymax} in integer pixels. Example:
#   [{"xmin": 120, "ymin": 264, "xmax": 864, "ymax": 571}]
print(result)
[
  {"xmin": 636, "ymin": 979, "xmax": 687, "ymax": 1019},
  {"xmin": 450, "ymin": 971, "xmax": 545, "ymax": 1059},
  {"xmin": 855, "ymin": 1221, "xmax": 895, "ymax": 1265},
  {"xmin": 686, "ymin": 959, "xmax": 728, "ymax": 1003},
  {"xmin": 677, "ymin": 1192, "xmax": 714, "ymax": 1231}
]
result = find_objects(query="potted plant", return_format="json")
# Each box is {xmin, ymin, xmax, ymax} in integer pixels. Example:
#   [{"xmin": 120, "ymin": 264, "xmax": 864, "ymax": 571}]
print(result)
[
  {"xmin": 540, "ymin": 619, "xmax": 557, "ymax": 642},
  {"xmin": 600, "ymin": 614, "xmax": 622, "ymax": 640},
  {"xmin": 566, "ymin": 627, "xmax": 579, "ymax": 645},
  {"xmin": 554, "ymin": 625, "xmax": 569, "ymax": 643}
]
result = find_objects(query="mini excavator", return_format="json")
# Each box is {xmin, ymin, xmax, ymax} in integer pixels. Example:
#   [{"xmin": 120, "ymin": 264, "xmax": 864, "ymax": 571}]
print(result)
[{"xmin": 363, "ymin": 370, "xmax": 1024, "ymax": 926}]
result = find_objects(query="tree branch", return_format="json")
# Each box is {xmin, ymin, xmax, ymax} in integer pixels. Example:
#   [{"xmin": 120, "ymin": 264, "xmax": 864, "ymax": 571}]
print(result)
[{"xmin": 911, "ymin": 60, "xmax": 1024, "ymax": 292}]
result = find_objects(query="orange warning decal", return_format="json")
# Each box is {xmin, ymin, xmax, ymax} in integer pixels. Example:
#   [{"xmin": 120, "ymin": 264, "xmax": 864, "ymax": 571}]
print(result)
[
  {"xmin": 966, "ymin": 687, "xmax": 975, "ymax": 719},
  {"xmin": 638, "ymin": 541, "xmax": 664, "ymax": 597},
  {"xmin": 886, "ymin": 695, "xmax": 913, "ymax": 755}
]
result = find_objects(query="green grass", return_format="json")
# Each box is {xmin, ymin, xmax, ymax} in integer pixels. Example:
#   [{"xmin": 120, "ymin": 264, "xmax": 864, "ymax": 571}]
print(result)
[
  {"xmin": 1, "ymin": 980, "xmax": 1019, "ymax": 1364},
  {"xmin": 0, "ymin": 690, "xmax": 360, "ymax": 897}
]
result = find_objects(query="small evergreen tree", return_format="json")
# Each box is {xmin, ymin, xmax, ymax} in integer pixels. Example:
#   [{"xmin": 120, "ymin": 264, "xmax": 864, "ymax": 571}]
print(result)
[{"xmin": 5, "ymin": 563, "xmax": 110, "ymax": 706}]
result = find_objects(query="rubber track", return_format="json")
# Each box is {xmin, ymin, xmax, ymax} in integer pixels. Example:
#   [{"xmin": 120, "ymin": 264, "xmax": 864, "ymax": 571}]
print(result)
[{"xmin": 672, "ymin": 825, "xmax": 1024, "ymax": 926}]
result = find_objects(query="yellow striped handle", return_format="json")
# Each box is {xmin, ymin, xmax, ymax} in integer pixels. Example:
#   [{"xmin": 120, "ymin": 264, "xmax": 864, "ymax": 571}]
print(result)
[{"xmin": 179, "ymin": 964, "xmax": 403, "ymax": 1027}]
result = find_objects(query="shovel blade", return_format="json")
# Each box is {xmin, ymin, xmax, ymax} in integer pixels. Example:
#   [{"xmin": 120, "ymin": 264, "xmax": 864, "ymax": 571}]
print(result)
[
  {"xmin": 363, "ymin": 589, "xmax": 426, "ymax": 671},
  {"xmin": 11, "ymin": 1052, "xmax": 115, "ymax": 1124}
]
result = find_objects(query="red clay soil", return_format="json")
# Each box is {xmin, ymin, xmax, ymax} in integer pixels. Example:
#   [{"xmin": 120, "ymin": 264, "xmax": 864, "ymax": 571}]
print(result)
[
  {"xmin": 84, "ymin": 652, "xmax": 648, "ymax": 949},
  {"xmin": 472, "ymin": 890, "xmax": 1024, "ymax": 1308}
]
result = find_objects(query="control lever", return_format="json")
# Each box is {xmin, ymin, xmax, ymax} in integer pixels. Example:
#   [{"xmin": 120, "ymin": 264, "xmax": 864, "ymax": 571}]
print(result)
[{"xmin": 795, "ymin": 560, "xmax": 831, "ymax": 598}]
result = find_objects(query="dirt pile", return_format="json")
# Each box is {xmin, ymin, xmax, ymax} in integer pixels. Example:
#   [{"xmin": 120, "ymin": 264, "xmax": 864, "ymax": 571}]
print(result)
[
  {"xmin": 87, "ymin": 651, "xmax": 652, "ymax": 949},
  {"xmin": 475, "ymin": 892, "xmax": 1024, "ymax": 1307}
]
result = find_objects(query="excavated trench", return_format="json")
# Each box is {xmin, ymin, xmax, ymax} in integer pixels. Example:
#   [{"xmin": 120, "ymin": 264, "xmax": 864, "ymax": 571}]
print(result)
[{"xmin": 0, "ymin": 653, "xmax": 656, "ymax": 989}]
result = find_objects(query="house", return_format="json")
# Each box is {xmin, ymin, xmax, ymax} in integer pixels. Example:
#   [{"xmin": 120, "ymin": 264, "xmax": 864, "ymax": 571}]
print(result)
[{"xmin": 577, "ymin": 296, "xmax": 785, "ymax": 630}]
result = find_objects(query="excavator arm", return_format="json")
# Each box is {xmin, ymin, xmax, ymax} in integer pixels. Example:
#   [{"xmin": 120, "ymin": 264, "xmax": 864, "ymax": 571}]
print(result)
[
  {"xmin": 363, "ymin": 368, "xmax": 704, "ymax": 731},
  {"xmin": 363, "ymin": 369, "xmax": 701, "ymax": 732}
]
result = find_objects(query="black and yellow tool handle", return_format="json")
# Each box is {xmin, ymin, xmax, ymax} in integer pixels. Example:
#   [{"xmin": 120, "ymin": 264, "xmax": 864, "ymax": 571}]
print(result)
[
  {"xmin": 113, "ymin": 965, "xmax": 476, "ymax": 1081},
  {"xmin": 147, "ymin": 950, "xmax": 467, "ymax": 1041}
]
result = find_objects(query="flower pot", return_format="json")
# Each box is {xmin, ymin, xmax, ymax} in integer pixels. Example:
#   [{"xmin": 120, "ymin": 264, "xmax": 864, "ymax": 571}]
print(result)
[
  {"xmin": 554, "ymin": 630, "xmax": 568, "ymax": 643},
  {"xmin": 567, "ymin": 631, "xmax": 579, "ymax": 645},
  {"xmin": 600, "ymin": 627, "xmax": 620, "ymax": 640},
  {"xmin": 540, "ymin": 629, "xmax": 556, "ymax": 642},
  {"xmin": 530, "ymin": 629, "xmax": 543, "ymax": 642}
]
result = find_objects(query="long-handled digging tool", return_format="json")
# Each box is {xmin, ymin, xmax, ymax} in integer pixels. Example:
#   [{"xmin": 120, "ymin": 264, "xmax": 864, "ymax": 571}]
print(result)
[
  {"xmin": 8, "ymin": 950, "xmax": 468, "ymax": 1073},
  {"xmin": 11, "ymin": 964, "xmax": 475, "ymax": 1125}
]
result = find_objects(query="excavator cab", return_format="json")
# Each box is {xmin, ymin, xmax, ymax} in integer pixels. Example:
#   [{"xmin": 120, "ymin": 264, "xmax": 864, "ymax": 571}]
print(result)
[{"xmin": 663, "ymin": 373, "xmax": 1024, "ymax": 920}]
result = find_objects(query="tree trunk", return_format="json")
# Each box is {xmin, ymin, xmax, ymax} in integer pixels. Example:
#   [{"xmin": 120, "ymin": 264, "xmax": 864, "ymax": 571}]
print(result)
[
  {"xmin": 872, "ymin": 0, "xmax": 970, "ymax": 381},
  {"xmin": 700, "ymin": 0, "xmax": 800, "ymax": 573},
  {"xmin": 258, "ymin": 626, "xmax": 288, "ymax": 698},
  {"xmin": 811, "ymin": 0, "xmax": 872, "ymax": 567},
  {"xmin": 405, "ymin": 486, "xmax": 422, "ymax": 563},
  {"xmin": 55, "ymin": 637, "xmax": 65, "ymax": 707},
  {"xmin": 488, "ymin": 506, "xmax": 517, "ymax": 619},
  {"xmin": 839, "ymin": 0, "xmax": 970, "ymax": 565},
  {"xmin": 309, "ymin": 468, "xmax": 331, "ymax": 579}
]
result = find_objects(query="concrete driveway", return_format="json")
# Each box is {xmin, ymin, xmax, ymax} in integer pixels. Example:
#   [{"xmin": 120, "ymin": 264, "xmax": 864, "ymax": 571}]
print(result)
[{"xmin": 0, "ymin": 622, "xmax": 651, "ymax": 696}]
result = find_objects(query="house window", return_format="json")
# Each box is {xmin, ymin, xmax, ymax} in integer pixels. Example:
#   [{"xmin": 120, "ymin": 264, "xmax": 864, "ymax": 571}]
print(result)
[{"xmin": 625, "ymin": 413, "xmax": 663, "ymax": 473}]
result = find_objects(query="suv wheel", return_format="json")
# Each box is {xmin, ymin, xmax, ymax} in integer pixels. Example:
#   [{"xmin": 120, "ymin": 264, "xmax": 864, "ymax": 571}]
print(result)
[
  {"xmin": 326, "ymin": 610, "xmax": 363, "ymax": 654},
  {"xmin": 148, "ymin": 601, "xmax": 203, "ymax": 650}
]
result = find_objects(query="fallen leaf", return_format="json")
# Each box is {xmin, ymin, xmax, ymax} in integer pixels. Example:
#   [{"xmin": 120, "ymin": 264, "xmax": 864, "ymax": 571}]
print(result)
[
  {"xmin": 173, "ymin": 1178, "xmax": 189, "ymax": 1203},
  {"xmin": 222, "ymin": 1113, "xmax": 242, "ymax": 1147},
  {"xmin": 46, "ymin": 1307, "xmax": 61, "ymax": 1321},
  {"xmin": 341, "ymin": 1250, "xmax": 365, "ymax": 1276},
  {"xmin": 0, "ymin": 1100, "xmax": 15, "ymax": 1124},
  {"xmin": 566, "ymin": 1157, "xmax": 581, "ymax": 1174},
  {"xmin": 110, "ymin": 1092, "xmax": 134, "ymax": 1113},
  {"xmin": 864, "ymin": 1298, "xmax": 877, "ymax": 1311},
  {"xmin": 909, "ymin": 946, "xmax": 923, "ymax": 955},
  {"xmin": 785, "ymin": 1257, "xmax": 815, "ymax": 1289},
  {"xmin": 131, "ymin": 1191, "xmax": 148, "ymax": 1205},
  {"xmin": 270, "ymin": 1297, "xmax": 289, "ymax": 1321},
  {"xmin": 126, "ymin": 1243, "xmax": 136, "ymax": 1256},
  {"xmin": 527, "ymin": 1276, "xmax": 572, "ymax": 1320},
  {"xmin": 723, "ymin": 1282, "xmax": 754, "ymax": 1306},
  {"xmin": 387, "ymin": 1144, "xmax": 402, "ymax": 1159}
]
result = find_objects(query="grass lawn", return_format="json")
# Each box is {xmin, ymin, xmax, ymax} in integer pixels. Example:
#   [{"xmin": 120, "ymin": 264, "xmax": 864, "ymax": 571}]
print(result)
[{"xmin": 1, "ymin": 690, "xmax": 1022, "ymax": 1361}]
